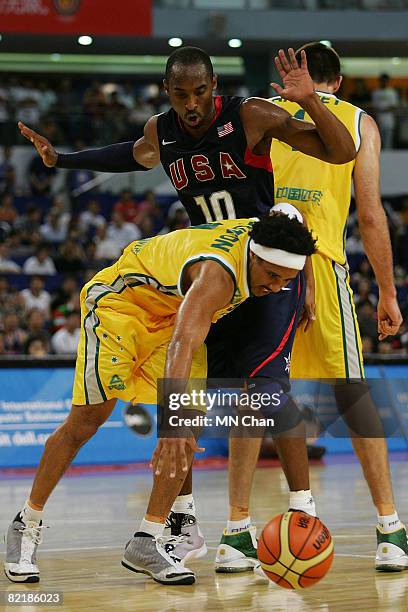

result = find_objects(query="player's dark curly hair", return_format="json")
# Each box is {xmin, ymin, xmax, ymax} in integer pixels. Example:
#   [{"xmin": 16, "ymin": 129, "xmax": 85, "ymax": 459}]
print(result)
[
  {"xmin": 165, "ymin": 46, "xmax": 213, "ymax": 82},
  {"xmin": 250, "ymin": 214, "xmax": 316, "ymax": 256},
  {"xmin": 295, "ymin": 42, "xmax": 340, "ymax": 84}
]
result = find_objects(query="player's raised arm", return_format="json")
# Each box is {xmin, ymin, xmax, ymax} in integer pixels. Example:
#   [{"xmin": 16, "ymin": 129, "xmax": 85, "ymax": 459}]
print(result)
[
  {"xmin": 152, "ymin": 260, "xmax": 235, "ymax": 478},
  {"xmin": 18, "ymin": 114, "xmax": 161, "ymax": 172},
  {"xmin": 241, "ymin": 48, "xmax": 356, "ymax": 164},
  {"xmin": 353, "ymin": 113, "xmax": 402, "ymax": 340}
]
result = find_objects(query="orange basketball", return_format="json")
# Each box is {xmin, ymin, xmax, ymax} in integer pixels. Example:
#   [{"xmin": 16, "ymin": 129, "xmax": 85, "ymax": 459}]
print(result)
[{"xmin": 258, "ymin": 511, "xmax": 334, "ymax": 589}]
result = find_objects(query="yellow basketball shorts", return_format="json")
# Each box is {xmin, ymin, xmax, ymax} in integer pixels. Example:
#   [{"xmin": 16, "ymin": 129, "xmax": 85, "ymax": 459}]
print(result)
[
  {"xmin": 291, "ymin": 254, "xmax": 364, "ymax": 379},
  {"xmin": 72, "ymin": 266, "xmax": 207, "ymax": 406}
]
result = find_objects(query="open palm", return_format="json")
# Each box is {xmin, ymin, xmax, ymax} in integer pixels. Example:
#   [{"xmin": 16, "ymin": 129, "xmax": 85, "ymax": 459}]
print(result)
[{"xmin": 271, "ymin": 48, "xmax": 315, "ymax": 102}]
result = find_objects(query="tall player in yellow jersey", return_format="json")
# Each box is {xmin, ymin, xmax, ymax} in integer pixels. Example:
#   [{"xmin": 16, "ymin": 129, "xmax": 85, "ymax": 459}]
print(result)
[
  {"xmin": 4, "ymin": 214, "xmax": 316, "ymax": 585},
  {"xmin": 271, "ymin": 42, "xmax": 406, "ymax": 571}
]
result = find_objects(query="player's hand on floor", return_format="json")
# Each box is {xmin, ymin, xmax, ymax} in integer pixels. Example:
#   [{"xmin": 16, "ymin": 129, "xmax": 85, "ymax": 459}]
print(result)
[
  {"xmin": 150, "ymin": 437, "xmax": 204, "ymax": 478},
  {"xmin": 377, "ymin": 293, "xmax": 402, "ymax": 340},
  {"xmin": 18, "ymin": 121, "xmax": 58, "ymax": 167},
  {"xmin": 271, "ymin": 48, "xmax": 315, "ymax": 103}
]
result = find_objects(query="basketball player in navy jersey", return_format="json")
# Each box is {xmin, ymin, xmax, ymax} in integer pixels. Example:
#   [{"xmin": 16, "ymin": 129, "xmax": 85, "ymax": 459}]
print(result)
[{"xmin": 18, "ymin": 47, "xmax": 355, "ymax": 573}]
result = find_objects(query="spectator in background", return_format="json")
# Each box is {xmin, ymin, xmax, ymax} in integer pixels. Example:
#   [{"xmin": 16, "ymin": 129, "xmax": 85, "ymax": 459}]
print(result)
[
  {"xmin": 55, "ymin": 238, "xmax": 86, "ymax": 274},
  {"xmin": 51, "ymin": 275, "xmax": 79, "ymax": 311},
  {"xmin": 66, "ymin": 141, "xmax": 94, "ymax": 195},
  {"xmin": 106, "ymin": 211, "xmax": 141, "ymax": 252},
  {"xmin": 51, "ymin": 309, "xmax": 80, "ymax": 354},
  {"xmin": 28, "ymin": 154, "xmax": 56, "ymax": 197},
  {"xmin": 0, "ymin": 146, "xmax": 16, "ymax": 196},
  {"xmin": 118, "ymin": 82, "xmax": 136, "ymax": 110},
  {"xmin": 20, "ymin": 276, "xmax": 51, "ymax": 318},
  {"xmin": 357, "ymin": 300, "xmax": 378, "ymax": 349},
  {"xmin": 0, "ymin": 330, "xmax": 6, "ymax": 355},
  {"xmin": 354, "ymin": 278, "xmax": 378, "ymax": 309},
  {"xmin": 348, "ymin": 78, "xmax": 372, "ymax": 113},
  {"xmin": 40, "ymin": 208, "xmax": 68, "ymax": 244},
  {"xmin": 346, "ymin": 225, "xmax": 365, "ymax": 256},
  {"xmin": 25, "ymin": 307, "xmax": 50, "ymax": 342},
  {"xmin": 23, "ymin": 244, "xmax": 56, "ymax": 275},
  {"xmin": 15, "ymin": 204, "xmax": 42, "ymax": 244},
  {"xmin": 37, "ymin": 80, "xmax": 57, "ymax": 116},
  {"xmin": 0, "ymin": 80, "xmax": 12, "ymax": 146},
  {"xmin": 51, "ymin": 290, "xmax": 80, "ymax": 333},
  {"xmin": 94, "ymin": 224, "xmax": 122, "ymax": 261},
  {"xmin": 105, "ymin": 91, "xmax": 128, "ymax": 141},
  {"xmin": 134, "ymin": 189, "xmax": 164, "ymax": 236},
  {"xmin": 113, "ymin": 189, "xmax": 139, "ymax": 223},
  {"xmin": 24, "ymin": 334, "xmax": 50, "ymax": 357},
  {"xmin": 371, "ymin": 73, "xmax": 399, "ymax": 149},
  {"xmin": 1, "ymin": 311, "xmax": 26, "ymax": 354},
  {"xmin": 0, "ymin": 241, "xmax": 21, "ymax": 273},
  {"xmin": 0, "ymin": 194, "xmax": 18, "ymax": 228},
  {"xmin": 38, "ymin": 116, "xmax": 65, "ymax": 147},
  {"xmin": 79, "ymin": 199, "xmax": 106, "ymax": 238},
  {"xmin": 361, "ymin": 335, "xmax": 375, "ymax": 354}
]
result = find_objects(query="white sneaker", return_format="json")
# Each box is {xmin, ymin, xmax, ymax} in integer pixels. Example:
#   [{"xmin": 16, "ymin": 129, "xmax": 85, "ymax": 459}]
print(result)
[
  {"xmin": 164, "ymin": 512, "xmax": 207, "ymax": 565},
  {"xmin": 4, "ymin": 513, "xmax": 44, "ymax": 583},
  {"xmin": 215, "ymin": 526, "xmax": 259, "ymax": 573},
  {"xmin": 375, "ymin": 525, "xmax": 408, "ymax": 572},
  {"xmin": 122, "ymin": 534, "xmax": 195, "ymax": 585}
]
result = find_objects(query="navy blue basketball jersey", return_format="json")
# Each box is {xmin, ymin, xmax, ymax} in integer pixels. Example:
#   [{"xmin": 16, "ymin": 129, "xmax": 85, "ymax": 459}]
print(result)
[{"xmin": 157, "ymin": 96, "xmax": 274, "ymax": 225}]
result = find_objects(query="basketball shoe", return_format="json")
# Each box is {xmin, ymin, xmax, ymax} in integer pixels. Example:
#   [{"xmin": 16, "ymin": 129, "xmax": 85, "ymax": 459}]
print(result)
[
  {"xmin": 165, "ymin": 512, "xmax": 207, "ymax": 565},
  {"xmin": 375, "ymin": 525, "xmax": 408, "ymax": 572},
  {"xmin": 121, "ymin": 533, "xmax": 195, "ymax": 585},
  {"xmin": 214, "ymin": 526, "xmax": 259, "ymax": 573},
  {"xmin": 4, "ymin": 513, "xmax": 45, "ymax": 583}
]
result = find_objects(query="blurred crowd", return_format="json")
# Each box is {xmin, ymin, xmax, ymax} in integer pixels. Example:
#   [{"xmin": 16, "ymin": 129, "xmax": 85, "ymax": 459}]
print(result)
[
  {"xmin": 0, "ymin": 73, "xmax": 408, "ymax": 149},
  {"xmin": 0, "ymin": 70, "xmax": 407, "ymax": 358}
]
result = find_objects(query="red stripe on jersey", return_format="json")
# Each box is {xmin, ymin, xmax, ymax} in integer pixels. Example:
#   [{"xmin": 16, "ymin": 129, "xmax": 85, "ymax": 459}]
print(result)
[
  {"xmin": 244, "ymin": 146, "xmax": 273, "ymax": 173},
  {"xmin": 249, "ymin": 276, "xmax": 301, "ymax": 378}
]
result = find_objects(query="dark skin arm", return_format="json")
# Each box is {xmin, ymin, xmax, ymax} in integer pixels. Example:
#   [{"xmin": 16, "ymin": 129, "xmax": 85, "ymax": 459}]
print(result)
[
  {"xmin": 241, "ymin": 49, "xmax": 356, "ymax": 164},
  {"xmin": 151, "ymin": 260, "xmax": 235, "ymax": 478}
]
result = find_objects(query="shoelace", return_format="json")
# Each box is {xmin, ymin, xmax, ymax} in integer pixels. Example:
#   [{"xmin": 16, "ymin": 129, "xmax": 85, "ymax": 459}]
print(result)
[
  {"xmin": 154, "ymin": 534, "xmax": 189, "ymax": 565},
  {"xmin": 18, "ymin": 524, "xmax": 48, "ymax": 566},
  {"xmin": 18, "ymin": 524, "xmax": 47, "ymax": 546}
]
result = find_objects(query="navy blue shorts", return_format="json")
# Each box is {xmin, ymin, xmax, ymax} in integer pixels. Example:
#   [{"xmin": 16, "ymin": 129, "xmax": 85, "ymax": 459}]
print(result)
[{"xmin": 206, "ymin": 272, "xmax": 305, "ymax": 382}]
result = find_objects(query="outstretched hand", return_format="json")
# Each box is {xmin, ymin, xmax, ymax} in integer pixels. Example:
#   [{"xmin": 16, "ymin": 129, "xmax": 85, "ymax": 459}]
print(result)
[
  {"xmin": 18, "ymin": 121, "xmax": 58, "ymax": 168},
  {"xmin": 150, "ymin": 437, "xmax": 205, "ymax": 479},
  {"xmin": 271, "ymin": 48, "xmax": 315, "ymax": 103}
]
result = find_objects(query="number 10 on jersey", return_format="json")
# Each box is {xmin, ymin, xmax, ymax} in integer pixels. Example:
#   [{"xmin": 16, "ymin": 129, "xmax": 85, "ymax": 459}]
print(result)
[{"xmin": 194, "ymin": 190, "xmax": 236, "ymax": 222}]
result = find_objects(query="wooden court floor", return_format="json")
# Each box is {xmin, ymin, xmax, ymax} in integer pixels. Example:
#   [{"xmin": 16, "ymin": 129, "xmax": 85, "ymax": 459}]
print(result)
[{"xmin": 0, "ymin": 457, "xmax": 407, "ymax": 611}]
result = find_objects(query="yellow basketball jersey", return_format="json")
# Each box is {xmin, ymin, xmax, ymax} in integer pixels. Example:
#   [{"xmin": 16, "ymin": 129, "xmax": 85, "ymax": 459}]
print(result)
[
  {"xmin": 117, "ymin": 218, "xmax": 255, "ymax": 322},
  {"xmin": 270, "ymin": 92, "xmax": 364, "ymax": 264}
]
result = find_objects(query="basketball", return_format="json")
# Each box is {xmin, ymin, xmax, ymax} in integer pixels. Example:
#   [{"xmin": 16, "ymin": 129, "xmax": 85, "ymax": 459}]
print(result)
[{"xmin": 258, "ymin": 511, "xmax": 334, "ymax": 589}]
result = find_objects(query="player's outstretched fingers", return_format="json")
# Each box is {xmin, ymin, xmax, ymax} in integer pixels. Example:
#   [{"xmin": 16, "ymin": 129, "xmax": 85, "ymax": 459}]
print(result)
[
  {"xmin": 278, "ymin": 49, "xmax": 291, "ymax": 73},
  {"xmin": 288, "ymin": 48, "xmax": 299, "ymax": 70}
]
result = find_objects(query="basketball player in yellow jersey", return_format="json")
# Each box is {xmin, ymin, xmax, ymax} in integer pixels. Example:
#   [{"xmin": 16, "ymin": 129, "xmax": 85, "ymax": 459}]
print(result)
[
  {"xmin": 4, "ymin": 214, "xmax": 316, "ymax": 585},
  {"xmin": 271, "ymin": 42, "xmax": 406, "ymax": 571}
]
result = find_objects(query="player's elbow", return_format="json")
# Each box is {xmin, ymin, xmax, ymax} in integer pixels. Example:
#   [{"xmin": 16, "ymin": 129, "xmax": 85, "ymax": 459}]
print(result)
[{"xmin": 326, "ymin": 142, "xmax": 356, "ymax": 165}]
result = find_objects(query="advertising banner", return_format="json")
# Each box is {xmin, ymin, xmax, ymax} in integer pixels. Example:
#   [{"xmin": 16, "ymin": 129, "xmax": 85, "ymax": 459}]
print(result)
[
  {"xmin": 0, "ymin": 368, "xmax": 157, "ymax": 467},
  {"xmin": 0, "ymin": 365, "xmax": 406, "ymax": 468},
  {"xmin": 0, "ymin": 0, "xmax": 152, "ymax": 36}
]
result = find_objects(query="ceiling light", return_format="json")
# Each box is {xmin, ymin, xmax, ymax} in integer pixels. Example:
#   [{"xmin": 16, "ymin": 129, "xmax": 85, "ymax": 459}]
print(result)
[
  {"xmin": 78, "ymin": 35, "xmax": 93, "ymax": 46},
  {"xmin": 168, "ymin": 37, "xmax": 183, "ymax": 48},
  {"xmin": 228, "ymin": 38, "xmax": 242, "ymax": 49}
]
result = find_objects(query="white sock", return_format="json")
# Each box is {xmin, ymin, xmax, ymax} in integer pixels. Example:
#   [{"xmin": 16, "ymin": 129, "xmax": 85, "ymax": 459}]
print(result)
[
  {"xmin": 21, "ymin": 500, "xmax": 43, "ymax": 524},
  {"xmin": 139, "ymin": 518, "xmax": 165, "ymax": 537},
  {"xmin": 171, "ymin": 494, "xmax": 196, "ymax": 517},
  {"xmin": 226, "ymin": 517, "xmax": 251, "ymax": 534},
  {"xmin": 377, "ymin": 511, "xmax": 402, "ymax": 534},
  {"xmin": 289, "ymin": 490, "xmax": 316, "ymax": 517}
]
